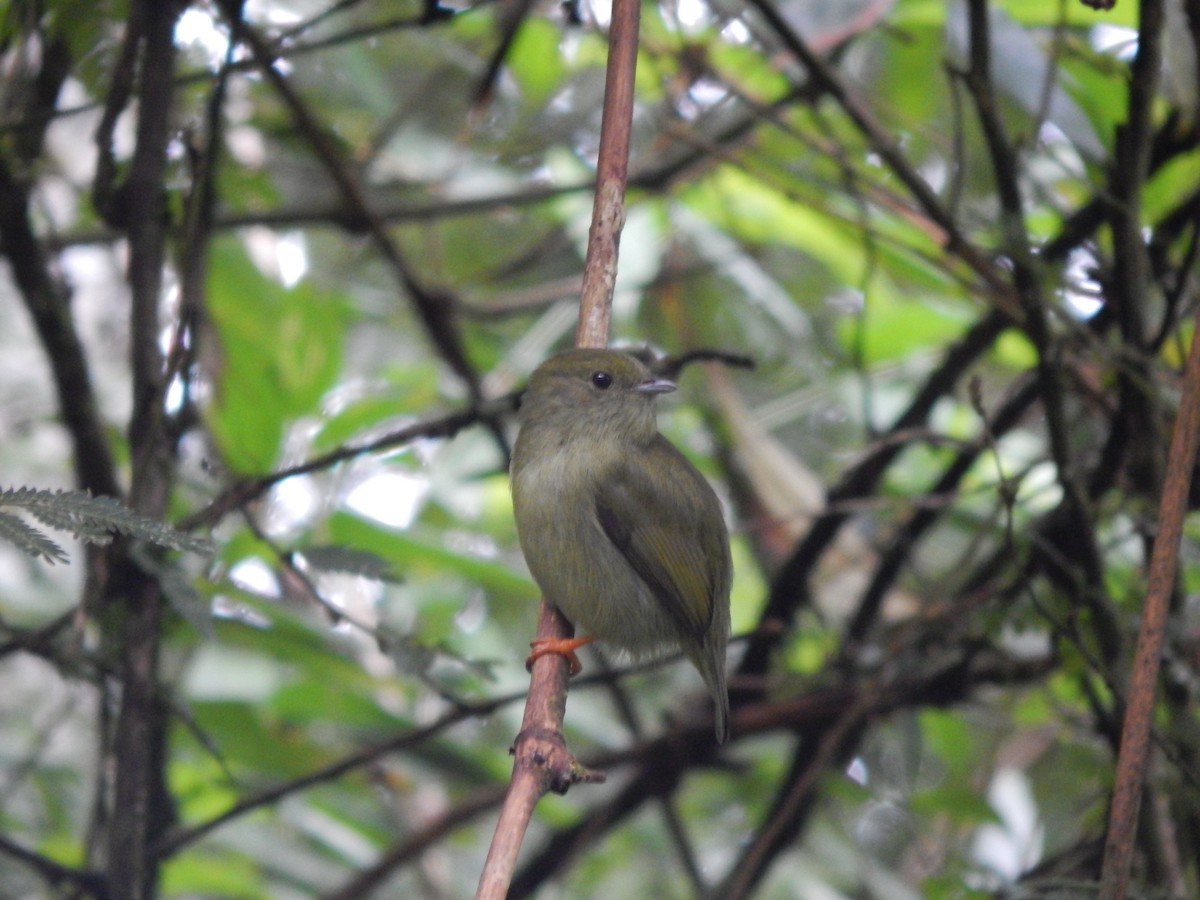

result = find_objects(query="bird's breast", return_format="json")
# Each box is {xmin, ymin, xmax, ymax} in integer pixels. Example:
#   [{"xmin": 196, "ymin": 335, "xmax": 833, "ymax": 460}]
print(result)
[{"xmin": 512, "ymin": 450, "xmax": 675, "ymax": 652}]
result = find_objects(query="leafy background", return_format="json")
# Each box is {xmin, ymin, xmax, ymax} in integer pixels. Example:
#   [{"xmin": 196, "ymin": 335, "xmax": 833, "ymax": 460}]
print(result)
[{"xmin": 1, "ymin": 0, "xmax": 1198, "ymax": 897}]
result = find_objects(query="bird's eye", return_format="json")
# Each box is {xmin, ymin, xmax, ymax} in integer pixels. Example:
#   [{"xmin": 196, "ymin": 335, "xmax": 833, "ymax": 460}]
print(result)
[{"xmin": 591, "ymin": 371, "xmax": 613, "ymax": 390}]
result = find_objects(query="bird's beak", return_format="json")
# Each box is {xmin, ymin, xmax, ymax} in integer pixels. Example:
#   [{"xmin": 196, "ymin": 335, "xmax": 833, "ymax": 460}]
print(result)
[{"xmin": 633, "ymin": 376, "xmax": 676, "ymax": 395}]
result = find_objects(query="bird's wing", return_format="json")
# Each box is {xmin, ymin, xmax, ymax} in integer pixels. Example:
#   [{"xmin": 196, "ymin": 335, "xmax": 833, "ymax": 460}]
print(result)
[{"xmin": 593, "ymin": 436, "xmax": 723, "ymax": 641}]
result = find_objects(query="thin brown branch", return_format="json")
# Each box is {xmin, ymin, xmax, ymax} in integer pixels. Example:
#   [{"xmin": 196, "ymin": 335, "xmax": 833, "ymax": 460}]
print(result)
[
  {"xmin": 476, "ymin": 0, "xmax": 641, "ymax": 894},
  {"xmin": 476, "ymin": 603, "xmax": 606, "ymax": 900},
  {"xmin": 574, "ymin": 0, "xmax": 640, "ymax": 341},
  {"xmin": 1101, "ymin": 0, "xmax": 1168, "ymax": 685},
  {"xmin": 471, "ymin": 0, "xmax": 538, "ymax": 108},
  {"xmin": 1108, "ymin": 0, "xmax": 1164, "ymax": 348},
  {"xmin": 722, "ymin": 705, "xmax": 868, "ymax": 900},
  {"xmin": 0, "ymin": 7, "xmax": 469, "ymax": 141},
  {"xmin": 507, "ymin": 741, "xmax": 696, "ymax": 899},
  {"xmin": 178, "ymin": 391, "xmax": 520, "ymax": 531},
  {"xmin": 40, "ymin": 181, "xmax": 586, "ymax": 250},
  {"xmin": 723, "ymin": 2, "xmax": 1200, "ymax": 679},
  {"xmin": 90, "ymin": 2, "xmax": 142, "ymax": 228},
  {"xmin": 588, "ymin": 647, "xmax": 707, "ymax": 893},
  {"xmin": 0, "ymin": 167, "xmax": 120, "ymax": 498},
  {"xmin": 846, "ymin": 376, "xmax": 1041, "ymax": 642},
  {"xmin": 739, "ymin": 309, "xmax": 1011, "ymax": 677},
  {"xmin": 1099, "ymin": 311, "xmax": 1200, "ymax": 897},
  {"xmin": 716, "ymin": 649, "xmax": 1054, "ymax": 898},
  {"xmin": 737, "ymin": 116, "xmax": 1184, "ymax": 679},
  {"xmin": 170, "ymin": 9, "xmax": 238, "ymax": 453}
]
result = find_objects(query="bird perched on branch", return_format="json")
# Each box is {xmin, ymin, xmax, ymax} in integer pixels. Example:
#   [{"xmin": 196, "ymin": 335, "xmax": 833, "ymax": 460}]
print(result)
[{"xmin": 511, "ymin": 349, "xmax": 732, "ymax": 742}]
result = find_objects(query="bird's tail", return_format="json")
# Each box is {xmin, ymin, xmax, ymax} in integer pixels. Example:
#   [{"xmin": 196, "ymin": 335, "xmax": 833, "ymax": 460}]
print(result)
[{"xmin": 690, "ymin": 643, "xmax": 730, "ymax": 743}]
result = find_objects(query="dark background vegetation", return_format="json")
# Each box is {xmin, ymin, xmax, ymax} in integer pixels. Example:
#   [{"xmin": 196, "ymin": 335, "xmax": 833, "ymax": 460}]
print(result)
[{"xmin": 1, "ymin": 0, "xmax": 1198, "ymax": 897}]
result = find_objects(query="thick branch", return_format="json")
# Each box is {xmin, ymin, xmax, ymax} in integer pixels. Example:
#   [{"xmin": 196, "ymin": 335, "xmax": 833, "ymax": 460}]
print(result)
[{"xmin": 104, "ymin": 3, "xmax": 185, "ymax": 898}]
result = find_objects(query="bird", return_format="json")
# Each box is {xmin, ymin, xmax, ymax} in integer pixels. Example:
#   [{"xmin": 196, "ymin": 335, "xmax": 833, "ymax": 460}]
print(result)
[{"xmin": 510, "ymin": 348, "xmax": 732, "ymax": 742}]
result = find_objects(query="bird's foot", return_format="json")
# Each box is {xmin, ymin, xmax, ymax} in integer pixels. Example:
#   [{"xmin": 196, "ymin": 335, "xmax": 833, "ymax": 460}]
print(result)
[{"xmin": 526, "ymin": 636, "xmax": 594, "ymax": 676}]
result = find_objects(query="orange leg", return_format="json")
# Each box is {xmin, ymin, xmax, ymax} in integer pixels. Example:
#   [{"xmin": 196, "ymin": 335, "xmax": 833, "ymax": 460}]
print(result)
[{"xmin": 526, "ymin": 636, "xmax": 594, "ymax": 676}]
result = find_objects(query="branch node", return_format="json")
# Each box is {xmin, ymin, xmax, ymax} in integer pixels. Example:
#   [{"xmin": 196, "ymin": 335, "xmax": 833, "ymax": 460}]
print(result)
[{"xmin": 512, "ymin": 726, "xmax": 606, "ymax": 795}]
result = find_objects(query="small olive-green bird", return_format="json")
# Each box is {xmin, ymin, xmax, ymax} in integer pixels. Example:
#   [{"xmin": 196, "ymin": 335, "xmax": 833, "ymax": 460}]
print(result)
[{"xmin": 511, "ymin": 349, "xmax": 732, "ymax": 742}]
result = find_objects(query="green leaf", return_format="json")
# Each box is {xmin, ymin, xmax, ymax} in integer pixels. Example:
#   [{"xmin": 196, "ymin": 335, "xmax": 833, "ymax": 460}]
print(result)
[
  {"xmin": 684, "ymin": 166, "xmax": 867, "ymax": 285},
  {"xmin": 708, "ymin": 39, "xmax": 790, "ymax": 103},
  {"xmin": 508, "ymin": 18, "xmax": 567, "ymax": 107},
  {"xmin": 206, "ymin": 238, "xmax": 347, "ymax": 473},
  {"xmin": 299, "ymin": 544, "xmax": 404, "ymax": 583},
  {"xmin": 918, "ymin": 708, "xmax": 978, "ymax": 779},
  {"xmin": 310, "ymin": 358, "xmax": 442, "ymax": 452},
  {"xmin": 182, "ymin": 644, "xmax": 285, "ymax": 703},
  {"xmin": 310, "ymin": 395, "xmax": 414, "ymax": 453},
  {"xmin": 326, "ymin": 512, "xmax": 536, "ymax": 600},
  {"xmin": 842, "ymin": 291, "xmax": 975, "ymax": 364},
  {"xmin": 1143, "ymin": 153, "xmax": 1200, "ymax": 224},
  {"xmin": 161, "ymin": 851, "xmax": 264, "ymax": 899},
  {"xmin": 892, "ymin": 0, "xmax": 1137, "ymax": 28},
  {"xmin": 213, "ymin": 592, "xmax": 370, "ymax": 688}
]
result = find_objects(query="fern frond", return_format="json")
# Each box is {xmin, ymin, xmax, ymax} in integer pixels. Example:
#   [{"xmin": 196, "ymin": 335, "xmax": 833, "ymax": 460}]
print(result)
[
  {"xmin": 0, "ymin": 486, "xmax": 215, "ymax": 562},
  {"xmin": 0, "ymin": 510, "xmax": 69, "ymax": 564}
]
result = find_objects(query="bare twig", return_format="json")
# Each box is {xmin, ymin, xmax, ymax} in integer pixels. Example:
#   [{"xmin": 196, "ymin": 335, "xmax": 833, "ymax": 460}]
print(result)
[
  {"xmin": 1099, "ymin": 313, "xmax": 1200, "ymax": 897},
  {"xmin": 0, "ymin": 833, "xmax": 108, "ymax": 899},
  {"xmin": 472, "ymin": 0, "xmax": 538, "ymax": 108},
  {"xmin": 178, "ymin": 393, "xmax": 521, "ymax": 531},
  {"xmin": 738, "ymin": 309, "xmax": 1011, "ymax": 676},
  {"xmin": 846, "ymin": 377, "xmax": 1041, "ymax": 643},
  {"xmin": 476, "ymin": 0, "xmax": 642, "ymax": 894},
  {"xmin": 476, "ymin": 606, "xmax": 606, "ymax": 900},
  {"xmin": 721, "ymin": 702, "xmax": 869, "ymax": 899},
  {"xmin": 963, "ymin": 0, "xmax": 1108, "ymax": 598},
  {"xmin": 575, "ymin": 0, "xmax": 639, "ymax": 342}
]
